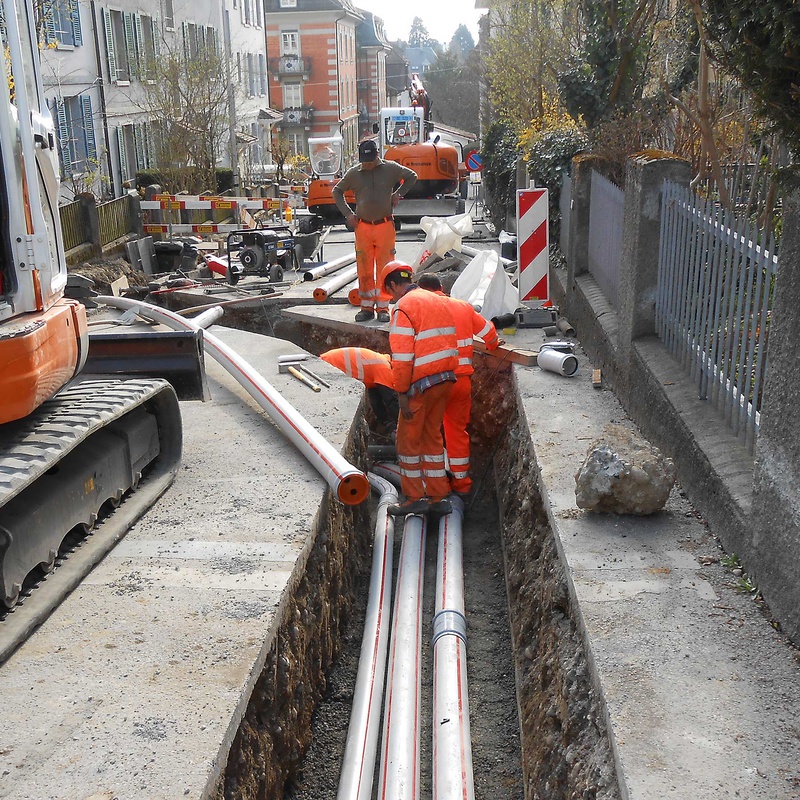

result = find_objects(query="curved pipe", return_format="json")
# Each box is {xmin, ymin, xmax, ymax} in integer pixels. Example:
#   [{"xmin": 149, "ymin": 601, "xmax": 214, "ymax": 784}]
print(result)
[
  {"xmin": 433, "ymin": 496, "xmax": 474, "ymax": 800},
  {"xmin": 96, "ymin": 296, "xmax": 370, "ymax": 505},
  {"xmin": 303, "ymin": 252, "xmax": 356, "ymax": 282},
  {"xmin": 378, "ymin": 513, "xmax": 427, "ymax": 800},
  {"xmin": 371, "ymin": 462, "xmax": 402, "ymax": 488},
  {"xmin": 314, "ymin": 264, "xmax": 359, "ymax": 302},
  {"xmin": 337, "ymin": 474, "xmax": 398, "ymax": 800}
]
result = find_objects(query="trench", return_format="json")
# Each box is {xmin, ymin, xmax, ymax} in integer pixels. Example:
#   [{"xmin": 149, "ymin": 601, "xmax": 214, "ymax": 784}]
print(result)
[{"xmin": 192, "ymin": 305, "xmax": 621, "ymax": 800}]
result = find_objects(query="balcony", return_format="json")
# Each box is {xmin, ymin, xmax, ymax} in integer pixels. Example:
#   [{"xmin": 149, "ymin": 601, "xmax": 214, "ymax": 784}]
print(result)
[
  {"xmin": 282, "ymin": 106, "xmax": 314, "ymax": 126},
  {"xmin": 270, "ymin": 55, "xmax": 311, "ymax": 78}
]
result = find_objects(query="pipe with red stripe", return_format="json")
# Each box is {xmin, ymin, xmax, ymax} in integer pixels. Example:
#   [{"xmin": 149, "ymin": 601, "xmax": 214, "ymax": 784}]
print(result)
[
  {"xmin": 337, "ymin": 473, "xmax": 397, "ymax": 800},
  {"xmin": 432, "ymin": 496, "xmax": 475, "ymax": 800},
  {"xmin": 313, "ymin": 264, "xmax": 359, "ymax": 302},
  {"xmin": 96, "ymin": 296, "xmax": 369, "ymax": 505}
]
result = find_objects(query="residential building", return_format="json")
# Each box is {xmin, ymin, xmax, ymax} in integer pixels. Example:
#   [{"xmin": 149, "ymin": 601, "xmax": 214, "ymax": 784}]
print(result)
[{"xmin": 355, "ymin": 11, "xmax": 390, "ymax": 138}]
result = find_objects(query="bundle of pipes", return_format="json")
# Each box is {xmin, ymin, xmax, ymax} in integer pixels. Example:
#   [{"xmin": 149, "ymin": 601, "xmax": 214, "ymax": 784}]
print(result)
[
  {"xmin": 302, "ymin": 252, "xmax": 356, "ymax": 282},
  {"xmin": 313, "ymin": 265, "xmax": 359, "ymax": 303},
  {"xmin": 96, "ymin": 296, "xmax": 370, "ymax": 506}
]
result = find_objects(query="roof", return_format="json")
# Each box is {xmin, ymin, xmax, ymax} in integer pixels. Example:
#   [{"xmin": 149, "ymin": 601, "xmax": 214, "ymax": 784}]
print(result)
[
  {"xmin": 265, "ymin": 0, "xmax": 364, "ymax": 15},
  {"xmin": 356, "ymin": 10, "xmax": 390, "ymax": 48}
]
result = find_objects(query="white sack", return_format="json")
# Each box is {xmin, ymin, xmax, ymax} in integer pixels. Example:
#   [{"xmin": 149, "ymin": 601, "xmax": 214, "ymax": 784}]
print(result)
[{"xmin": 450, "ymin": 249, "xmax": 518, "ymax": 321}]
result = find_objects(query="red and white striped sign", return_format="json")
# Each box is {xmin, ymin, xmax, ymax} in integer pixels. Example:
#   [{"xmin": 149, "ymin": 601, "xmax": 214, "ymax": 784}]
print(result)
[{"xmin": 517, "ymin": 188, "xmax": 549, "ymax": 303}]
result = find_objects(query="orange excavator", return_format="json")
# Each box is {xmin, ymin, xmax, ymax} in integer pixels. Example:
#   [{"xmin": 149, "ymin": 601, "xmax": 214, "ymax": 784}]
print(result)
[{"xmin": 0, "ymin": 0, "xmax": 181, "ymax": 614}]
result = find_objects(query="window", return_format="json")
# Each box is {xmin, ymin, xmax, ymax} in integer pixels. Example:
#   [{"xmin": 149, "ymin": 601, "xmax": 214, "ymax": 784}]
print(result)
[
  {"xmin": 163, "ymin": 0, "xmax": 174, "ymax": 30},
  {"xmin": 258, "ymin": 54, "xmax": 266, "ymax": 95},
  {"xmin": 102, "ymin": 9, "xmax": 132, "ymax": 83},
  {"xmin": 280, "ymin": 31, "xmax": 298, "ymax": 55},
  {"xmin": 116, "ymin": 122, "xmax": 153, "ymax": 183},
  {"xmin": 54, "ymin": 94, "xmax": 97, "ymax": 176},
  {"xmin": 44, "ymin": 0, "xmax": 82, "ymax": 47},
  {"xmin": 133, "ymin": 15, "xmax": 157, "ymax": 81},
  {"xmin": 283, "ymin": 81, "xmax": 302, "ymax": 108},
  {"xmin": 287, "ymin": 132, "xmax": 304, "ymax": 154}
]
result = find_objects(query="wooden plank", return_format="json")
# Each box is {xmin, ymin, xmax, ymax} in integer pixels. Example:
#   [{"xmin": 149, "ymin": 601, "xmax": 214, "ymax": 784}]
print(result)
[{"xmin": 474, "ymin": 340, "xmax": 537, "ymax": 366}]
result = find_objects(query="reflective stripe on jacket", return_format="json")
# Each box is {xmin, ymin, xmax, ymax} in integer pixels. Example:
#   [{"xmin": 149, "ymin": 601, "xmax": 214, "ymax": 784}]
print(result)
[
  {"xmin": 320, "ymin": 347, "xmax": 394, "ymax": 389},
  {"xmin": 389, "ymin": 286, "xmax": 458, "ymax": 394}
]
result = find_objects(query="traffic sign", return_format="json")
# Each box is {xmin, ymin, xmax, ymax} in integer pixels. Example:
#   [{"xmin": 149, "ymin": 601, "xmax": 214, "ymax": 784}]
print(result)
[{"xmin": 465, "ymin": 150, "xmax": 484, "ymax": 172}]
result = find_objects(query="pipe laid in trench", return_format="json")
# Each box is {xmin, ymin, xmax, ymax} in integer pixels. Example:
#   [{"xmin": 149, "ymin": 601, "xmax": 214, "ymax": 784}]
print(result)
[
  {"xmin": 95, "ymin": 296, "xmax": 370, "ymax": 506},
  {"xmin": 378, "ymin": 513, "xmax": 427, "ymax": 800},
  {"xmin": 337, "ymin": 474, "xmax": 398, "ymax": 800},
  {"xmin": 303, "ymin": 252, "xmax": 356, "ymax": 282},
  {"xmin": 432, "ymin": 496, "xmax": 475, "ymax": 800},
  {"xmin": 314, "ymin": 264, "xmax": 359, "ymax": 302}
]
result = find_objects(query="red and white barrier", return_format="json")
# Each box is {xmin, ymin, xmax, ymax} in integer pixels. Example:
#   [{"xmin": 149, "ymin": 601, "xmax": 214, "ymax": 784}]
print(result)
[{"xmin": 517, "ymin": 188, "xmax": 549, "ymax": 303}]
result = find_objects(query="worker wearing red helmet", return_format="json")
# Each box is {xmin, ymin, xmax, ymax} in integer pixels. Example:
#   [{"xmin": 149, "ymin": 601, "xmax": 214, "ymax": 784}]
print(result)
[
  {"xmin": 333, "ymin": 139, "xmax": 417, "ymax": 324},
  {"xmin": 381, "ymin": 260, "xmax": 458, "ymax": 517},
  {"xmin": 417, "ymin": 273, "xmax": 502, "ymax": 498}
]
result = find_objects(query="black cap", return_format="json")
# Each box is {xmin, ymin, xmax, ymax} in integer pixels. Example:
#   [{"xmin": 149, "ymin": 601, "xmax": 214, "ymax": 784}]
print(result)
[{"xmin": 358, "ymin": 139, "xmax": 378, "ymax": 162}]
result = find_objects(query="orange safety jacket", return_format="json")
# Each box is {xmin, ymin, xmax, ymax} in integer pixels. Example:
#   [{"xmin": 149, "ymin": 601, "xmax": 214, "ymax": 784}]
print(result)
[
  {"xmin": 434, "ymin": 292, "xmax": 500, "ymax": 377},
  {"xmin": 320, "ymin": 347, "xmax": 394, "ymax": 389},
  {"xmin": 389, "ymin": 287, "xmax": 458, "ymax": 394}
]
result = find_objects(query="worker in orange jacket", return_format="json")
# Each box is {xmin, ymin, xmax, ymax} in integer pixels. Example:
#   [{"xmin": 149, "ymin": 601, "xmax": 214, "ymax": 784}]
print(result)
[
  {"xmin": 381, "ymin": 261, "xmax": 459, "ymax": 517},
  {"xmin": 417, "ymin": 273, "xmax": 502, "ymax": 497},
  {"xmin": 320, "ymin": 347, "xmax": 398, "ymax": 436}
]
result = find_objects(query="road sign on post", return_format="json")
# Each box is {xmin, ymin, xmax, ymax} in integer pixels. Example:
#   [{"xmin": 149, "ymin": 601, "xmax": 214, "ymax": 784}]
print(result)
[
  {"xmin": 517, "ymin": 188, "xmax": 549, "ymax": 303},
  {"xmin": 465, "ymin": 150, "xmax": 484, "ymax": 172}
]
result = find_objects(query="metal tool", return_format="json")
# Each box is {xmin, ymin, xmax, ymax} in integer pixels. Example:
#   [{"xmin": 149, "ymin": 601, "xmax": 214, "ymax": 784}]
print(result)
[{"xmin": 278, "ymin": 359, "xmax": 322, "ymax": 391}]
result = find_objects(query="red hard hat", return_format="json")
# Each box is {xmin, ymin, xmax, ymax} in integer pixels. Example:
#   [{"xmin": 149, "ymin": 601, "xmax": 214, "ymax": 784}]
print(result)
[{"xmin": 379, "ymin": 260, "xmax": 413, "ymax": 292}]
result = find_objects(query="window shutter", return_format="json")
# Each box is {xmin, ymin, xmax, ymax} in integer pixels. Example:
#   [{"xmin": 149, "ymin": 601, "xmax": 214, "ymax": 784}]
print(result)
[
  {"xmin": 80, "ymin": 95, "xmax": 97, "ymax": 163},
  {"xmin": 70, "ymin": 0, "xmax": 82, "ymax": 46},
  {"xmin": 102, "ymin": 9, "xmax": 117, "ymax": 82},
  {"xmin": 123, "ymin": 13, "xmax": 136, "ymax": 79},
  {"xmin": 44, "ymin": 0, "xmax": 56, "ymax": 45},
  {"xmin": 133, "ymin": 125, "xmax": 145, "ymax": 171},
  {"xmin": 117, "ymin": 126, "xmax": 128, "ymax": 182},
  {"xmin": 56, "ymin": 99, "xmax": 72, "ymax": 175},
  {"xmin": 134, "ymin": 14, "xmax": 145, "ymax": 78}
]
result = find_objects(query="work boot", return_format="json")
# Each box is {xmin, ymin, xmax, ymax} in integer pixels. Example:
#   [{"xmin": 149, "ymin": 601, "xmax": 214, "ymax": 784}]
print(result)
[
  {"xmin": 428, "ymin": 498, "xmax": 453, "ymax": 516},
  {"xmin": 355, "ymin": 309, "xmax": 375, "ymax": 322},
  {"xmin": 387, "ymin": 498, "xmax": 431, "ymax": 517},
  {"xmin": 376, "ymin": 310, "xmax": 390, "ymax": 323}
]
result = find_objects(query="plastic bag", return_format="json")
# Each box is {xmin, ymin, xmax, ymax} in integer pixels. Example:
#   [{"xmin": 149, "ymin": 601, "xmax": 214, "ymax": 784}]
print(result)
[
  {"xmin": 413, "ymin": 213, "xmax": 474, "ymax": 267},
  {"xmin": 450, "ymin": 249, "xmax": 518, "ymax": 321}
]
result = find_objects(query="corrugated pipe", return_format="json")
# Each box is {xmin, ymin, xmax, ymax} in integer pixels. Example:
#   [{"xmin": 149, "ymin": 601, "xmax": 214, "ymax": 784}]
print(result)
[
  {"xmin": 303, "ymin": 252, "xmax": 356, "ymax": 282},
  {"xmin": 314, "ymin": 264, "xmax": 359, "ymax": 302},
  {"xmin": 432, "ymin": 496, "xmax": 475, "ymax": 799},
  {"xmin": 337, "ymin": 474, "xmax": 398, "ymax": 800},
  {"xmin": 378, "ymin": 513, "xmax": 427, "ymax": 800},
  {"xmin": 96, "ymin": 296, "xmax": 369, "ymax": 505}
]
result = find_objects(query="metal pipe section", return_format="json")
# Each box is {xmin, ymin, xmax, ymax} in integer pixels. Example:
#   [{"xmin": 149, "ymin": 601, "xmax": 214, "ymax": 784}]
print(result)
[
  {"xmin": 337, "ymin": 474, "xmax": 398, "ymax": 800},
  {"xmin": 314, "ymin": 264, "xmax": 359, "ymax": 302},
  {"xmin": 460, "ymin": 243, "xmax": 515, "ymax": 268},
  {"xmin": 303, "ymin": 252, "xmax": 356, "ymax": 282},
  {"xmin": 378, "ymin": 513, "xmax": 427, "ymax": 800},
  {"xmin": 96, "ymin": 296, "xmax": 370, "ymax": 505},
  {"xmin": 432, "ymin": 496, "xmax": 475, "ymax": 800}
]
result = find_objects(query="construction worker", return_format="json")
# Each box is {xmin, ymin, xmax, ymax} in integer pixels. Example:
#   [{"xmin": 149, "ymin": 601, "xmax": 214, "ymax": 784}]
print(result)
[
  {"xmin": 381, "ymin": 261, "xmax": 458, "ymax": 517},
  {"xmin": 320, "ymin": 347, "xmax": 398, "ymax": 436},
  {"xmin": 417, "ymin": 273, "xmax": 502, "ymax": 498},
  {"xmin": 333, "ymin": 140, "xmax": 417, "ymax": 324}
]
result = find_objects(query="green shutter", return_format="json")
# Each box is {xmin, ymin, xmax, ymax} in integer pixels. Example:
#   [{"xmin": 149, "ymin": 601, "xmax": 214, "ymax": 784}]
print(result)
[
  {"xmin": 103, "ymin": 9, "xmax": 117, "ymax": 82},
  {"xmin": 81, "ymin": 95, "xmax": 96, "ymax": 162},
  {"xmin": 56, "ymin": 98, "xmax": 72, "ymax": 174},
  {"xmin": 117, "ymin": 126, "xmax": 128, "ymax": 182},
  {"xmin": 123, "ymin": 12, "xmax": 136, "ymax": 79},
  {"xmin": 70, "ymin": 0, "xmax": 82, "ymax": 46}
]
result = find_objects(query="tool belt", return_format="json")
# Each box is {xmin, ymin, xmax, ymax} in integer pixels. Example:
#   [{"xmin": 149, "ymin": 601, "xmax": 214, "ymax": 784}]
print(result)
[{"xmin": 358, "ymin": 216, "xmax": 393, "ymax": 225}]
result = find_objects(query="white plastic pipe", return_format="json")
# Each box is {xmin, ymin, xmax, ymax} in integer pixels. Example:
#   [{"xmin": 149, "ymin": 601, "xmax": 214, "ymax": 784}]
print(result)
[
  {"xmin": 536, "ymin": 347, "xmax": 578, "ymax": 376},
  {"xmin": 337, "ymin": 474, "xmax": 398, "ymax": 800},
  {"xmin": 96, "ymin": 295, "xmax": 370, "ymax": 505},
  {"xmin": 371, "ymin": 462, "xmax": 402, "ymax": 488},
  {"xmin": 303, "ymin": 252, "xmax": 356, "ymax": 282},
  {"xmin": 314, "ymin": 264, "xmax": 359, "ymax": 302},
  {"xmin": 432, "ymin": 496, "xmax": 475, "ymax": 800},
  {"xmin": 460, "ymin": 243, "xmax": 515, "ymax": 268},
  {"xmin": 378, "ymin": 513, "xmax": 427, "ymax": 800},
  {"xmin": 190, "ymin": 305, "xmax": 224, "ymax": 329}
]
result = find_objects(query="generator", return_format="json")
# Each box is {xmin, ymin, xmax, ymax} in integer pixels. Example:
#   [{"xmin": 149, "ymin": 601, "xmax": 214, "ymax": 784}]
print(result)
[{"xmin": 225, "ymin": 225, "xmax": 299, "ymax": 285}]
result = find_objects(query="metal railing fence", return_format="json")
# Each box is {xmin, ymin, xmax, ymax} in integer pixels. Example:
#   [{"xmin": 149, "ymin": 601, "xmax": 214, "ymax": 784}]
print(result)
[
  {"xmin": 97, "ymin": 195, "xmax": 133, "ymax": 246},
  {"xmin": 588, "ymin": 170, "xmax": 624, "ymax": 308},
  {"xmin": 60, "ymin": 199, "xmax": 89, "ymax": 251},
  {"xmin": 656, "ymin": 180, "xmax": 778, "ymax": 451},
  {"xmin": 559, "ymin": 172, "xmax": 571, "ymax": 256}
]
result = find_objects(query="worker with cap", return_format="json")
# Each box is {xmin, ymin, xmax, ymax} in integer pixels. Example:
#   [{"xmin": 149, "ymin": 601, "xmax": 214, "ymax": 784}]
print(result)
[
  {"xmin": 320, "ymin": 347, "xmax": 399, "ymax": 437},
  {"xmin": 333, "ymin": 140, "xmax": 417, "ymax": 324},
  {"xmin": 381, "ymin": 260, "xmax": 458, "ymax": 517},
  {"xmin": 417, "ymin": 273, "xmax": 502, "ymax": 498}
]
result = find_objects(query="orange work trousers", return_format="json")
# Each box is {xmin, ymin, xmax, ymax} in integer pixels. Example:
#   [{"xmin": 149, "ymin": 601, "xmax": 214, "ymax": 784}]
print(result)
[
  {"xmin": 354, "ymin": 219, "xmax": 395, "ymax": 311},
  {"xmin": 443, "ymin": 374, "xmax": 472, "ymax": 493},
  {"xmin": 396, "ymin": 381, "xmax": 453, "ymax": 503}
]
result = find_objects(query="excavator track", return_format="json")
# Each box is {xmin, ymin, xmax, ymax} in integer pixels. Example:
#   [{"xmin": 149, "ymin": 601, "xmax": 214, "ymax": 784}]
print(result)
[{"xmin": 0, "ymin": 377, "xmax": 182, "ymax": 662}]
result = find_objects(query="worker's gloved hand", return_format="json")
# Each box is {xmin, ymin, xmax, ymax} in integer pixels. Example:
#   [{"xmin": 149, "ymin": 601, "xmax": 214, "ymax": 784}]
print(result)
[{"xmin": 398, "ymin": 394, "xmax": 413, "ymax": 420}]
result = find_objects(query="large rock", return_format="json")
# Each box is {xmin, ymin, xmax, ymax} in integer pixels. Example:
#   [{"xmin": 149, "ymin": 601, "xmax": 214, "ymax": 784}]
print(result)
[{"xmin": 574, "ymin": 424, "xmax": 676, "ymax": 515}]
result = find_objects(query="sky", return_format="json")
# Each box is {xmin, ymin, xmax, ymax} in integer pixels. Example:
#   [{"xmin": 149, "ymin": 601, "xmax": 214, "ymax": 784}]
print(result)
[{"xmin": 353, "ymin": 0, "xmax": 485, "ymax": 48}]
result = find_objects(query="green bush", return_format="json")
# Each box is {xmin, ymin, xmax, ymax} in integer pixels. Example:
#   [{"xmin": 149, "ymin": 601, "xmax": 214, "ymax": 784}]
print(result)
[
  {"xmin": 526, "ymin": 127, "xmax": 589, "ymax": 214},
  {"xmin": 481, "ymin": 121, "xmax": 520, "ymax": 231}
]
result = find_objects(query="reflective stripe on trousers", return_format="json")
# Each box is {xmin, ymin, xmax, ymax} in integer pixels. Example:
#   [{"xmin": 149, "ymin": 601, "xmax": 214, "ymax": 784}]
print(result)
[
  {"xmin": 355, "ymin": 218, "xmax": 395, "ymax": 310},
  {"xmin": 443, "ymin": 374, "xmax": 472, "ymax": 492}
]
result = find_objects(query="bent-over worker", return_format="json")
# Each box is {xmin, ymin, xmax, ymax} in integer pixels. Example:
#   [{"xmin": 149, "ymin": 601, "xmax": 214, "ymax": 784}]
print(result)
[
  {"xmin": 381, "ymin": 261, "xmax": 458, "ymax": 518},
  {"xmin": 417, "ymin": 273, "xmax": 502, "ymax": 498},
  {"xmin": 333, "ymin": 140, "xmax": 417, "ymax": 324}
]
